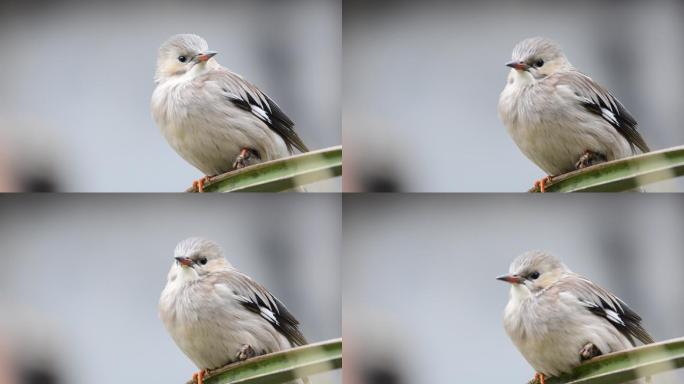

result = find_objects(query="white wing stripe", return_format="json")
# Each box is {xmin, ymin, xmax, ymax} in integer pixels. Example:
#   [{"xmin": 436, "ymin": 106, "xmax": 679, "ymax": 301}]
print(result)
[
  {"xmin": 601, "ymin": 107, "xmax": 619, "ymax": 126},
  {"xmin": 605, "ymin": 309, "xmax": 625, "ymax": 326},
  {"xmin": 260, "ymin": 308, "xmax": 279, "ymax": 325},
  {"xmin": 251, "ymin": 106, "xmax": 272, "ymax": 124}
]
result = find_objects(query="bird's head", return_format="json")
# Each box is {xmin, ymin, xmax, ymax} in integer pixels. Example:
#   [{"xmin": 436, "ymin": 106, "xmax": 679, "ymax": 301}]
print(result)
[
  {"xmin": 505, "ymin": 37, "xmax": 572, "ymax": 81},
  {"xmin": 497, "ymin": 250, "xmax": 568, "ymax": 296},
  {"xmin": 155, "ymin": 34, "xmax": 218, "ymax": 83},
  {"xmin": 170, "ymin": 237, "xmax": 230, "ymax": 282}
]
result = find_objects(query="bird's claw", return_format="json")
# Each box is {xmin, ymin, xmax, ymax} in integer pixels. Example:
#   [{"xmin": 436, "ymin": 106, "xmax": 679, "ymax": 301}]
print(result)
[
  {"xmin": 191, "ymin": 176, "xmax": 214, "ymax": 193},
  {"xmin": 236, "ymin": 344, "xmax": 256, "ymax": 361},
  {"xmin": 533, "ymin": 176, "xmax": 553, "ymax": 193},
  {"xmin": 533, "ymin": 372, "xmax": 546, "ymax": 384},
  {"xmin": 580, "ymin": 342, "xmax": 602, "ymax": 361},
  {"xmin": 232, "ymin": 148, "xmax": 259, "ymax": 170},
  {"xmin": 575, "ymin": 150, "xmax": 607, "ymax": 170},
  {"xmin": 192, "ymin": 370, "xmax": 207, "ymax": 384}
]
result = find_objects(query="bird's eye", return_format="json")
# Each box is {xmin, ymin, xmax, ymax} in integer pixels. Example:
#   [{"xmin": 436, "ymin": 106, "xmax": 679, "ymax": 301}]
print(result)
[
  {"xmin": 529, "ymin": 271, "xmax": 540, "ymax": 280},
  {"xmin": 199, "ymin": 257, "xmax": 208, "ymax": 265},
  {"xmin": 178, "ymin": 56, "xmax": 187, "ymax": 63},
  {"xmin": 535, "ymin": 59, "xmax": 544, "ymax": 67}
]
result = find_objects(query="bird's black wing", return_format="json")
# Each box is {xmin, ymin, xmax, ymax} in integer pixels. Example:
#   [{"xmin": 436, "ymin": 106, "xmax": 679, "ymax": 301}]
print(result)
[
  {"xmin": 217, "ymin": 270, "xmax": 308, "ymax": 347},
  {"xmin": 205, "ymin": 69, "xmax": 309, "ymax": 154},
  {"xmin": 555, "ymin": 71, "xmax": 650, "ymax": 153},
  {"xmin": 560, "ymin": 275, "xmax": 654, "ymax": 346}
]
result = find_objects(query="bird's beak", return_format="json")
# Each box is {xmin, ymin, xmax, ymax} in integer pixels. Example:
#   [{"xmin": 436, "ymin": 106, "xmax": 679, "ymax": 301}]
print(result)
[
  {"xmin": 496, "ymin": 274, "xmax": 522, "ymax": 284},
  {"xmin": 194, "ymin": 51, "xmax": 218, "ymax": 63},
  {"xmin": 505, "ymin": 61, "xmax": 529, "ymax": 71},
  {"xmin": 175, "ymin": 257, "xmax": 193, "ymax": 267}
]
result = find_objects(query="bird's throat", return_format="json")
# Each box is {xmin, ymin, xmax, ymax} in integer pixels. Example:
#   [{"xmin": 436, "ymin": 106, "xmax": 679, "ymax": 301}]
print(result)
[{"xmin": 176, "ymin": 265, "xmax": 200, "ymax": 284}]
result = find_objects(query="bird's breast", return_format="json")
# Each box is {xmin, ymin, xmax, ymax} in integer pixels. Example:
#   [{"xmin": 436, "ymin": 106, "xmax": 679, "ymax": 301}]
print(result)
[
  {"xmin": 151, "ymin": 78, "xmax": 290, "ymax": 176},
  {"xmin": 159, "ymin": 280, "xmax": 293, "ymax": 370},
  {"xmin": 152, "ymin": 81, "xmax": 193, "ymax": 128}
]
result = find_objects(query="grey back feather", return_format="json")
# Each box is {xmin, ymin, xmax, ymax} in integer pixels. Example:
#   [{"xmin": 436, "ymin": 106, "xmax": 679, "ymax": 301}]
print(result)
[
  {"xmin": 555, "ymin": 274, "xmax": 654, "ymax": 346},
  {"xmin": 553, "ymin": 72, "xmax": 650, "ymax": 153},
  {"xmin": 198, "ymin": 69, "xmax": 309, "ymax": 154},
  {"xmin": 208, "ymin": 270, "xmax": 308, "ymax": 347}
]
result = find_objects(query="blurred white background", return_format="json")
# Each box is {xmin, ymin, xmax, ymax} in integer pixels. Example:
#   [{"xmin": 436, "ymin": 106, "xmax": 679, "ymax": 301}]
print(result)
[
  {"xmin": 343, "ymin": 0, "xmax": 684, "ymax": 192},
  {"xmin": 344, "ymin": 194, "xmax": 684, "ymax": 383},
  {"xmin": 0, "ymin": 194, "xmax": 341, "ymax": 384},
  {"xmin": 0, "ymin": 0, "xmax": 341, "ymax": 192}
]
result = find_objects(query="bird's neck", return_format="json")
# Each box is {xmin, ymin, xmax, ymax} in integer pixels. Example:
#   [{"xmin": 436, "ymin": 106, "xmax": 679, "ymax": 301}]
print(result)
[
  {"xmin": 155, "ymin": 63, "xmax": 215, "ymax": 86},
  {"xmin": 509, "ymin": 69, "xmax": 536, "ymax": 88},
  {"xmin": 173, "ymin": 265, "xmax": 201, "ymax": 286},
  {"xmin": 509, "ymin": 284, "xmax": 532, "ymax": 303},
  {"xmin": 186, "ymin": 61, "xmax": 220, "ymax": 79}
]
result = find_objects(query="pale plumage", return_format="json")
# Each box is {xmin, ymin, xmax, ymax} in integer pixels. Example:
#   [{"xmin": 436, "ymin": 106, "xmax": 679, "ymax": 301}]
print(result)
[
  {"xmin": 159, "ymin": 237, "xmax": 307, "ymax": 383},
  {"xmin": 498, "ymin": 250, "xmax": 652, "ymax": 383},
  {"xmin": 151, "ymin": 34, "xmax": 308, "ymax": 177},
  {"xmin": 498, "ymin": 37, "xmax": 649, "ymax": 176}
]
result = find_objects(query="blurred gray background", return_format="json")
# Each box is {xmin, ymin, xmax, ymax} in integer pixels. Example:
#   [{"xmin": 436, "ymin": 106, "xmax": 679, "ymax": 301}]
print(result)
[
  {"xmin": 0, "ymin": 194, "xmax": 341, "ymax": 384},
  {"xmin": 343, "ymin": 0, "xmax": 684, "ymax": 192},
  {"xmin": 0, "ymin": 0, "xmax": 341, "ymax": 192},
  {"xmin": 344, "ymin": 194, "xmax": 684, "ymax": 383}
]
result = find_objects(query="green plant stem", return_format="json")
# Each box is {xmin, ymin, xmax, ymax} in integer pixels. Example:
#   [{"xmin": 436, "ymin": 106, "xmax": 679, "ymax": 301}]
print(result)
[
  {"xmin": 524, "ymin": 337, "xmax": 684, "ymax": 384},
  {"xmin": 186, "ymin": 146, "xmax": 342, "ymax": 193},
  {"xmin": 528, "ymin": 145, "xmax": 684, "ymax": 192},
  {"xmin": 184, "ymin": 338, "xmax": 342, "ymax": 384}
]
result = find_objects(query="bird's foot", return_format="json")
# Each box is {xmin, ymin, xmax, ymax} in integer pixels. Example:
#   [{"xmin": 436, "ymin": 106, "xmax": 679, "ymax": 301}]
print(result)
[
  {"xmin": 232, "ymin": 148, "xmax": 260, "ymax": 170},
  {"xmin": 533, "ymin": 372, "xmax": 546, "ymax": 384},
  {"xmin": 191, "ymin": 175, "xmax": 215, "ymax": 193},
  {"xmin": 580, "ymin": 342, "xmax": 602, "ymax": 361},
  {"xmin": 236, "ymin": 344, "xmax": 256, "ymax": 361},
  {"xmin": 533, "ymin": 176, "xmax": 553, "ymax": 193},
  {"xmin": 575, "ymin": 150, "xmax": 607, "ymax": 170},
  {"xmin": 192, "ymin": 370, "xmax": 207, "ymax": 384}
]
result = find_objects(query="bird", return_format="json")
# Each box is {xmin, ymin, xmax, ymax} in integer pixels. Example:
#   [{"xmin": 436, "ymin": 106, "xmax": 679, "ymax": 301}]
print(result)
[
  {"xmin": 159, "ymin": 237, "xmax": 308, "ymax": 384},
  {"xmin": 497, "ymin": 250, "xmax": 653, "ymax": 384},
  {"xmin": 151, "ymin": 34, "xmax": 309, "ymax": 192},
  {"xmin": 498, "ymin": 37, "xmax": 650, "ymax": 192}
]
